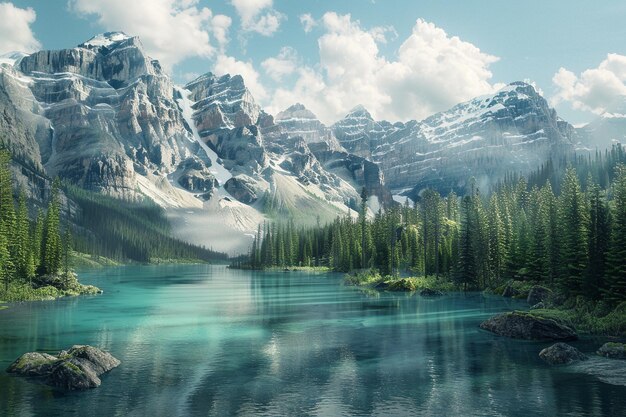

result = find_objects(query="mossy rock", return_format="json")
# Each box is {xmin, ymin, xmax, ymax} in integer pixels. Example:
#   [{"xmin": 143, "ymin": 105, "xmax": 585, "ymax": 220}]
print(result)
[
  {"xmin": 6, "ymin": 352, "xmax": 58, "ymax": 376},
  {"xmin": 480, "ymin": 311, "xmax": 578, "ymax": 341},
  {"xmin": 47, "ymin": 358, "xmax": 100, "ymax": 391},
  {"xmin": 597, "ymin": 342, "xmax": 626, "ymax": 359},
  {"xmin": 386, "ymin": 278, "xmax": 417, "ymax": 292},
  {"xmin": 539, "ymin": 343, "xmax": 587, "ymax": 365},
  {"xmin": 6, "ymin": 345, "xmax": 120, "ymax": 391}
]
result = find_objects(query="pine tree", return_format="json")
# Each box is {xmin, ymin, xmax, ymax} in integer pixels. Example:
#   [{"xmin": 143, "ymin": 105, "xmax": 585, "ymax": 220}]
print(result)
[
  {"xmin": 41, "ymin": 178, "xmax": 62, "ymax": 276},
  {"xmin": 541, "ymin": 183, "xmax": 560, "ymax": 285},
  {"xmin": 487, "ymin": 194, "xmax": 505, "ymax": 283},
  {"xmin": 0, "ymin": 150, "xmax": 15, "ymax": 292},
  {"xmin": 456, "ymin": 196, "xmax": 477, "ymax": 290},
  {"xmin": 586, "ymin": 179, "xmax": 610, "ymax": 298},
  {"xmin": 16, "ymin": 190, "xmax": 34, "ymax": 281},
  {"xmin": 359, "ymin": 187, "xmax": 368, "ymax": 269},
  {"xmin": 559, "ymin": 167, "xmax": 589, "ymax": 296},
  {"xmin": 606, "ymin": 164, "xmax": 626, "ymax": 302}
]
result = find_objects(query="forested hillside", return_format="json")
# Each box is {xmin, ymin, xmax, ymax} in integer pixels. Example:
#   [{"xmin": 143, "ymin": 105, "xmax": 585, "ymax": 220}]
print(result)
[
  {"xmin": 244, "ymin": 145, "xmax": 626, "ymax": 305},
  {"xmin": 68, "ymin": 186, "xmax": 227, "ymax": 263}
]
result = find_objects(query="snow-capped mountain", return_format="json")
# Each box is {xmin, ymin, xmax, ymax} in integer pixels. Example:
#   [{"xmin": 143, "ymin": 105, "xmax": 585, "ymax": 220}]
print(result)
[
  {"xmin": 0, "ymin": 32, "xmax": 604, "ymax": 252},
  {"xmin": 0, "ymin": 33, "xmax": 389, "ymax": 252},
  {"xmin": 332, "ymin": 82, "xmax": 579, "ymax": 198},
  {"xmin": 275, "ymin": 103, "xmax": 394, "ymax": 209},
  {"xmin": 578, "ymin": 96, "xmax": 626, "ymax": 150}
]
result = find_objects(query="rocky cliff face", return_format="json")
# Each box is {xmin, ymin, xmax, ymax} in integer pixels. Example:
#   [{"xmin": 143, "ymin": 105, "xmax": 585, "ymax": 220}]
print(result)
[
  {"xmin": 275, "ymin": 103, "xmax": 394, "ymax": 209},
  {"xmin": 180, "ymin": 73, "xmax": 368, "ymax": 220},
  {"xmin": 332, "ymin": 82, "xmax": 578, "ymax": 199},
  {"xmin": 8, "ymin": 32, "xmax": 204, "ymax": 198}
]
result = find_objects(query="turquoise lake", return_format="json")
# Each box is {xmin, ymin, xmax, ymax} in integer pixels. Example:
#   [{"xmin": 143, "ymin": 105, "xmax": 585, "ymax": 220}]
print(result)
[{"xmin": 0, "ymin": 265, "xmax": 625, "ymax": 416}]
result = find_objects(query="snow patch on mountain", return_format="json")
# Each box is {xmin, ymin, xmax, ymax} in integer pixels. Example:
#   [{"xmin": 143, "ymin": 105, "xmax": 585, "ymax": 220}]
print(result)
[
  {"xmin": 81, "ymin": 32, "xmax": 133, "ymax": 48},
  {"xmin": 175, "ymin": 86, "xmax": 232, "ymax": 186}
]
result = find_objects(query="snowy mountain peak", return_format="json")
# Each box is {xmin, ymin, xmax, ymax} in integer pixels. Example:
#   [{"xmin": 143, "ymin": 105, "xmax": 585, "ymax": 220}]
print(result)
[
  {"xmin": 80, "ymin": 32, "xmax": 134, "ymax": 49},
  {"xmin": 276, "ymin": 103, "xmax": 319, "ymax": 122},
  {"xmin": 495, "ymin": 81, "xmax": 541, "ymax": 99},
  {"xmin": 0, "ymin": 51, "xmax": 28, "ymax": 67},
  {"xmin": 345, "ymin": 104, "xmax": 373, "ymax": 119}
]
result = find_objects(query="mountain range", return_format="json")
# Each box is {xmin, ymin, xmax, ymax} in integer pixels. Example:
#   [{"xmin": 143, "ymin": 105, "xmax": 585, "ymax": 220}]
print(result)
[{"xmin": 0, "ymin": 32, "xmax": 620, "ymax": 253}]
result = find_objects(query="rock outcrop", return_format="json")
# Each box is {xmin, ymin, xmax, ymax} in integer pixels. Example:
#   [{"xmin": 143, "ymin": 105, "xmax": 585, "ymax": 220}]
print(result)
[
  {"xmin": 539, "ymin": 343, "xmax": 588, "ymax": 365},
  {"xmin": 332, "ymin": 83, "xmax": 578, "ymax": 199},
  {"xmin": 7, "ymin": 345, "xmax": 120, "ymax": 391},
  {"xmin": 597, "ymin": 342, "xmax": 626, "ymax": 359},
  {"xmin": 275, "ymin": 103, "xmax": 395, "ymax": 209},
  {"xmin": 479, "ymin": 311, "xmax": 578, "ymax": 341},
  {"xmin": 6, "ymin": 32, "xmax": 203, "ymax": 199}
]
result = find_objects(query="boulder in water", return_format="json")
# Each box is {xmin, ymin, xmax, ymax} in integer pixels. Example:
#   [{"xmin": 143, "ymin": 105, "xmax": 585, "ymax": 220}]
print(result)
[
  {"xmin": 47, "ymin": 357, "xmax": 101, "ymax": 391},
  {"xmin": 6, "ymin": 345, "xmax": 120, "ymax": 391},
  {"xmin": 479, "ymin": 311, "xmax": 578, "ymax": 341},
  {"xmin": 539, "ymin": 343, "xmax": 587, "ymax": 365},
  {"xmin": 6, "ymin": 352, "xmax": 58, "ymax": 376},
  {"xmin": 597, "ymin": 342, "xmax": 626, "ymax": 359}
]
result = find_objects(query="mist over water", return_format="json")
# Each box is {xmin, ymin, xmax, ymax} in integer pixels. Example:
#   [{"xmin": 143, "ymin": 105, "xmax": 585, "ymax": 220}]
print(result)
[{"xmin": 0, "ymin": 265, "xmax": 624, "ymax": 416}]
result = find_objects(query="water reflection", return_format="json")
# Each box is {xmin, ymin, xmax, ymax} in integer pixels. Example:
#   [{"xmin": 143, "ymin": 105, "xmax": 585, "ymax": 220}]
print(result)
[{"xmin": 0, "ymin": 265, "xmax": 624, "ymax": 416}]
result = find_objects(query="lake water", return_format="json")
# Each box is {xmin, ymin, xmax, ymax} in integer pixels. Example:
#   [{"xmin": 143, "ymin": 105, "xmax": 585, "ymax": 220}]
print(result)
[{"xmin": 0, "ymin": 265, "xmax": 625, "ymax": 416}]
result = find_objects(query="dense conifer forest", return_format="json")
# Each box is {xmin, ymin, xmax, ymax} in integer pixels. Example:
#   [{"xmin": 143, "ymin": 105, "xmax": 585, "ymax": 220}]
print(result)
[
  {"xmin": 244, "ymin": 145, "xmax": 626, "ymax": 305},
  {"xmin": 67, "ymin": 186, "xmax": 227, "ymax": 263},
  {"xmin": 0, "ymin": 148, "xmax": 227, "ymax": 300}
]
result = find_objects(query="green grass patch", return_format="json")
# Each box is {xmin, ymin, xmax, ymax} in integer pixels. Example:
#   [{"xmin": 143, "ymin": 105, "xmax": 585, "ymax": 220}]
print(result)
[
  {"xmin": 344, "ymin": 270, "xmax": 385, "ymax": 286},
  {"xmin": 344, "ymin": 271, "xmax": 456, "ymax": 292},
  {"xmin": 530, "ymin": 301, "xmax": 626, "ymax": 337},
  {"xmin": 486, "ymin": 280, "xmax": 540, "ymax": 299},
  {"xmin": 148, "ymin": 258, "xmax": 209, "ymax": 265},
  {"xmin": 0, "ymin": 272, "xmax": 102, "ymax": 302},
  {"xmin": 71, "ymin": 251, "xmax": 119, "ymax": 269}
]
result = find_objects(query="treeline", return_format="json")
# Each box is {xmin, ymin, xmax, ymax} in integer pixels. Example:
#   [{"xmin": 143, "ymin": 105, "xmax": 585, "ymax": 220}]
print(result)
[
  {"xmin": 0, "ymin": 151, "xmax": 70, "ymax": 293},
  {"xmin": 246, "ymin": 146, "xmax": 626, "ymax": 304},
  {"xmin": 67, "ymin": 186, "xmax": 228, "ymax": 263}
]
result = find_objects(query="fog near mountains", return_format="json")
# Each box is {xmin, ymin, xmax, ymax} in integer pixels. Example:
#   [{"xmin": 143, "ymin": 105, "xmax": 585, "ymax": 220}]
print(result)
[{"xmin": 0, "ymin": 32, "xmax": 621, "ymax": 253}]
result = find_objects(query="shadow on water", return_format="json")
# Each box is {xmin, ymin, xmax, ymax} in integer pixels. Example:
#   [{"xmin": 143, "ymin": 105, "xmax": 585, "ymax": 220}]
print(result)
[{"xmin": 0, "ymin": 265, "xmax": 625, "ymax": 416}]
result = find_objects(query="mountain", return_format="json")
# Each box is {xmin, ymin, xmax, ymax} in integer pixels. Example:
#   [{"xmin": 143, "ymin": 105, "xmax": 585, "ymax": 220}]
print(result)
[
  {"xmin": 0, "ymin": 33, "xmax": 391, "ymax": 253},
  {"xmin": 1, "ymin": 32, "xmax": 605, "ymax": 253},
  {"xmin": 332, "ymin": 82, "xmax": 580, "ymax": 199},
  {"xmin": 275, "ymin": 103, "xmax": 394, "ymax": 209},
  {"xmin": 579, "ymin": 97, "xmax": 626, "ymax": 150}
]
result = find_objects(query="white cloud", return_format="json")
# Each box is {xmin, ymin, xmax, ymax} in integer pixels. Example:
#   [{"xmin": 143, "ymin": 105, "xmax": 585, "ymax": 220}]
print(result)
[
  {"xmin": 551, "ymin": 54, "xmax": 626, "ymax": 114},
  {"xmin": 230, "ymin": 0, "xmax": 284, "ymax": 36},
  {"xmin": 214, "ymin": 54, "xmax": 267, "ymax": 101},
  {"xmin": 0, "ymin": 2, "xmax": 41, "ymax": 54},
  {"xmin": 261, "ymin": 47, "xmax": 297, "ymax": 81},
  {"xmin": 211, "ymin": 14, "xmax": 233, "ymax": 51},
  {"xmin": 299, "ymin": 13, "xmax": 316, "ymax": 33},
  {"xmin": 266, "ymin": 14, "xmax": 501, "ymax": 124},
  {"xmin": 69, "ymin": 0, "xmax": 231, "ymax": 70},
  {"xmin": 368, "ymin": 25, "xmax": 397, "ymax": 44}
]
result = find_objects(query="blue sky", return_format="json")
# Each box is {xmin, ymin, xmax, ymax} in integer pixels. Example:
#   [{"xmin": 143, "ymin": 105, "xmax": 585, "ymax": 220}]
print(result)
[{"xmin": 2, "ymin": 0, "xmax": 626, "ymax": 125}]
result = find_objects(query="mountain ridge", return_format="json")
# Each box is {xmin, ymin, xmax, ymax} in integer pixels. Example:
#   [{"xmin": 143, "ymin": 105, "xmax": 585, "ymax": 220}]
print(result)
[{"xmin": 0, "ymin": 32, "xmax": 611, "ymax": 252}]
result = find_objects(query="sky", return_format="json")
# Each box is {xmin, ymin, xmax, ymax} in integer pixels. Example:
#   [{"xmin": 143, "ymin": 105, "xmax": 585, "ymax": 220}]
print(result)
[{"xmin": 1, "ymin": 1, "xmax": 626, "ymax": 126}]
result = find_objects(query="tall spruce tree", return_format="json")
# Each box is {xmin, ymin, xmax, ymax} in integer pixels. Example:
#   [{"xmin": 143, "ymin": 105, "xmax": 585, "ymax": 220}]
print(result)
[
  {"xmin": 606, "ymin": 164, "xmax": 626, "ymax": 302},
  {"xmin": 559, "ymin": 167, "xmax": 589, "ymax": 296}
]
